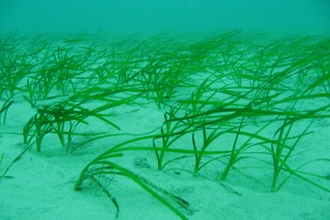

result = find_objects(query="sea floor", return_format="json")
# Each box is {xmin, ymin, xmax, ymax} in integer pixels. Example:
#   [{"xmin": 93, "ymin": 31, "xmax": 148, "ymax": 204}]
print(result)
[{"xmin": 1, "ymin": 32, "xmax": 330, "ymax": 220}]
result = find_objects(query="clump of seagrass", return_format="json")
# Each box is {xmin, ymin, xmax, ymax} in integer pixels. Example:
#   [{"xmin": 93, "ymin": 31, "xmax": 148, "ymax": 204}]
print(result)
[{"xmin": 23, "ymin": 86, "xmax": 142, "ymax": 153}]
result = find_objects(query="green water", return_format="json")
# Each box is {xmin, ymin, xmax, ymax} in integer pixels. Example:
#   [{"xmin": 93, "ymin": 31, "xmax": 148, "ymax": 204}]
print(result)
[{"xmin": 1, "ymin": 0, "xmax": 329, "ymax": 35}]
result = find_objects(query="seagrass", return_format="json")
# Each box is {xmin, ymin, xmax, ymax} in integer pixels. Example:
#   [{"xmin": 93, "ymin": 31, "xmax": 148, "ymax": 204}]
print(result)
[{"xmin": 1, "ymin": 31, "xmax": 330, "ymax": 219}]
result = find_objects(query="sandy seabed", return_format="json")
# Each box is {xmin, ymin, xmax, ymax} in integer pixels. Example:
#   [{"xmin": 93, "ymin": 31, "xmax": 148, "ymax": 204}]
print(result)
[
  {"xmin": 1, "ymin": 92, "xmax": 329, "ymax": 220},
  {"xmin": 0, "ymin": 33, "xmax": 330, "ymax": 219}
]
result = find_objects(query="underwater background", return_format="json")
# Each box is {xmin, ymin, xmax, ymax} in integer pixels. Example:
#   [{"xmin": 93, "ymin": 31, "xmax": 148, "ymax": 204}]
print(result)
[
  {"xmin": 1, "ymin": 1, "xmax": 330, "ymax": 220},
  {"xmin": 1, "ymin": 0, "xmax": 330, "ymax": 35}
]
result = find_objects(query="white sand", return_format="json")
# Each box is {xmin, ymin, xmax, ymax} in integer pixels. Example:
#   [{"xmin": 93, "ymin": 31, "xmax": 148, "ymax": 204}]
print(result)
[
  {"xmin": 1, "ymin": 35, "xmax": 330, "ymax": 219},
  {"xmin": 1, "ymin": 90, "xmax": 329, "ymax": 220}
]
